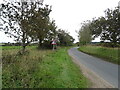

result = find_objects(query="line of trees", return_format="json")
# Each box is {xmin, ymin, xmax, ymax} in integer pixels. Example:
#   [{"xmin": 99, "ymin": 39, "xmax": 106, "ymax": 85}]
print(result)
[
  {"xmin": 57, "ymin": 29, "xmax": 75, "ymax": 46},
  {"xmin": 78, "ymin": 6, "xmax": 120, "ymax": 47},
  {"xmin": 0, "ymin": 0, "xmax": 74, "ymax": 52}
]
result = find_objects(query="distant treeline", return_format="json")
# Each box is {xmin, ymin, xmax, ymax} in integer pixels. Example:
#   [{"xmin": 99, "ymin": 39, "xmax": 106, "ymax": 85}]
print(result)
[
  {"xmin": 1, "ymin": 42, "xmax": 51, "ymax": 46},
  {"xmin": 76, "ymin": 42, "xmax": 120, "ymax": 47}
]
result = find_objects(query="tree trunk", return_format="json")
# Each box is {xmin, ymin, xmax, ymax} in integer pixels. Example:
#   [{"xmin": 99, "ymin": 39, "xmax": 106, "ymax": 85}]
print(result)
[
  {"xmin": 22, "ymin": 31, "xmax": 26, "ymax": 53},
  {"xmin": 22, "ymin": 44, "xmax": 26, "ymax": 53},
  {"xmin": 38, "ymin": 39, "xmax": 42, "ymax": 49}
]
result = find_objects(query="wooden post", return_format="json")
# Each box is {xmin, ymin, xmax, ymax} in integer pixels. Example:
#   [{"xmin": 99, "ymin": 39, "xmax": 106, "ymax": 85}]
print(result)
[
  {"xmin": 53, "ymin": 44, "xmax": 55, "ymax": 50},
  {"xmin": 51, "ymin": 40, "xmax": 57, "ymax": 50}
]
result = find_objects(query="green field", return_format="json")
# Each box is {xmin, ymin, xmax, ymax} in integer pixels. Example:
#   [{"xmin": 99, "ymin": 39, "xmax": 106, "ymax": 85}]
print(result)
[
  {"xmin": 78, "ymin": 45, "xmax": 119, "ymax": 64},
  {"xmin": 0, "ymin": 46, "xmax": 36, "ymax": 50},
  {"xmin": 2, "ymin": 46, "xmax": 90, "ymax": 88}
]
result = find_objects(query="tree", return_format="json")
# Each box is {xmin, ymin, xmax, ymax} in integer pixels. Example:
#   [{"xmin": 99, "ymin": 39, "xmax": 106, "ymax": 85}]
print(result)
[
  {"xmin": 78, "ymin": 22, "xmax": 92, "ymax": 45},
  {"xmin": 57, "ymin": 29, "xmax": 74, "ymax": 46},
  {"xmin": 89, "ymin": 7, "xmax": 120, "ymax": 47},
  {"xmin": 101, "ymin": 7, "xmax": 120, "ymax": 46},
  {"xmin": 40, "ymin": 20, "xmax": 58, "ymax": 49},
  {"xmin": 89, "ymin": 17, "xmax": 106, "ymax": 39},
  {"xmin": 0, "ymin": 1, "xmax": 43, "ymax": 52},
  {"xmin": 46, "ymin": 20, "xmax": 57, "ymax": 41},
  {"xmin": 28, "ymin": 4, "xmax": 52, "ymax": 48}
]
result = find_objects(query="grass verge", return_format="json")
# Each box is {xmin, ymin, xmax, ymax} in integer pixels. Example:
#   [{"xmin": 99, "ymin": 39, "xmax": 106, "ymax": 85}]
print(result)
[
  {"xmin": 78, "ymin": 45, "xmax": 119, "ymax": 65},
  {"xmin": 2, "ymin": 46, "xmax": 89, "ymax": 88}
]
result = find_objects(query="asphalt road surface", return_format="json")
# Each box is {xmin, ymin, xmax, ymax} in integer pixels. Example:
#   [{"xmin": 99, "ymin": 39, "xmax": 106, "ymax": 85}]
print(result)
[{"xmin": 68, "ymin": 47, "xmax": 119, "ymax": 88}]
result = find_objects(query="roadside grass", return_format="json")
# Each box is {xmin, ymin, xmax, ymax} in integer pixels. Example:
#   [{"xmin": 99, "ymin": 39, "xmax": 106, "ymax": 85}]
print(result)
[
  {"xmin": 78, "ymin": 45, "xmax": 119, "ymax": 65},
  {"xmin": 2, "ymin": 46, "xmax": 89, "ymax": 88},
  {"xmin": 2, "ymin": 46, "xmax": 50, "ymax": 88}
]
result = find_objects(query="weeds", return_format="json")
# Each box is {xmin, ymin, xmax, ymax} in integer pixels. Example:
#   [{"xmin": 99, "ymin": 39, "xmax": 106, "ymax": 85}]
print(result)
[
  {"xmin": 2, "ymin": 46, "xmax": 89, "ymax": 88},
  {"xmin": 2, "ymin": 47, "xmax": 49, "ymax": 88}
]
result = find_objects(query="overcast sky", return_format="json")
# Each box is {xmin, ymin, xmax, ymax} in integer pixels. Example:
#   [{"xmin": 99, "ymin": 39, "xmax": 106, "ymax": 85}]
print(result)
[{"xmin": 0, "ymin": 0, "xmax": 120, "ymax": 43}]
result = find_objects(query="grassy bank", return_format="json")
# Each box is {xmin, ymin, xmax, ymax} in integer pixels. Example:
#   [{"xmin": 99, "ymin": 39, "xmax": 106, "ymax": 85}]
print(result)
[
  {"xmin": 2, "ymin": 46, "xmax": 89, "ymax": 88},
  {"xmin": 78, "ymin": 45, "xmax": 119, "ymax": 64}
]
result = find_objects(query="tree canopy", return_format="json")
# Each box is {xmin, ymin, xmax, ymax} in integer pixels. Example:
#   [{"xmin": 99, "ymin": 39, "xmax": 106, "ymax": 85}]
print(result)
[
  {"xmin": 78, "ymin": 21, "xmax": 92, "ymax": 45},
  {"xmin": 57, "ymin": 29, "xmax": 75, "ymax": 46},
  {"xmin": 0, "ymin": 0, "xmax": 75, "ymax": 52},
  {"xmin": 78, "ymin": 6, "xmax": 120, "ymax": 47}
]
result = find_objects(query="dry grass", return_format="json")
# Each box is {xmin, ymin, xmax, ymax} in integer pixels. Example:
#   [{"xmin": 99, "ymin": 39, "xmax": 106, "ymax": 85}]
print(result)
[
  {"xmin": 2, "ymin": 46, "xmax": 89, "ymax": 88},
  {"xmin": 2, "ymin": 46, "xmax": 51, "ymax": 88}
]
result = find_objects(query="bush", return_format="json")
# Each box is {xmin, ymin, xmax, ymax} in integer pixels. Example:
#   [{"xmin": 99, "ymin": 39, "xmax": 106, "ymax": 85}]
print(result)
[{"xmin": 101, "ymin": 42, "xmax": 119, "ymax": 47}]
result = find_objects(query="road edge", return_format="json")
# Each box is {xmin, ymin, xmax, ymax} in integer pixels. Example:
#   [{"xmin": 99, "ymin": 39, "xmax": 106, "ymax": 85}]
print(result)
[{"xmin": 68, "ymin": 48, "xmax": 114, "ymax": 88}]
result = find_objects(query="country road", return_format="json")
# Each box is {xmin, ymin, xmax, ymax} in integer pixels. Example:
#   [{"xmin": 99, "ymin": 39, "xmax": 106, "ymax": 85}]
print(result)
[{"xmin": 68, "ymin": 47, "xmax": 119, "ymax": 88}]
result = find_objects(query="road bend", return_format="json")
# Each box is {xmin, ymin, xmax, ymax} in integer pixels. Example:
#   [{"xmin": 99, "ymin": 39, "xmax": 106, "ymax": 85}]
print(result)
[{"xmin": 68, "ymin": 47, "xmax": 119, "ymax": 88}]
